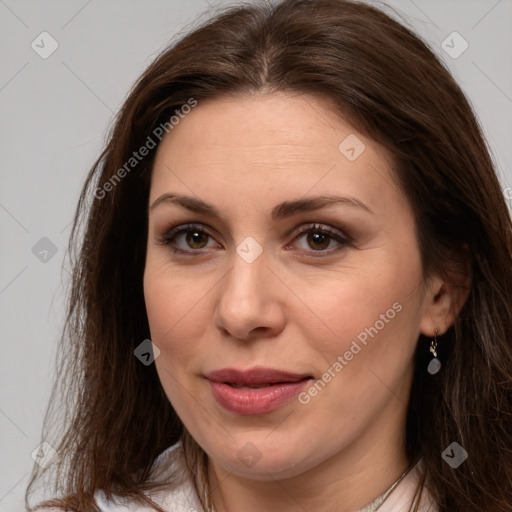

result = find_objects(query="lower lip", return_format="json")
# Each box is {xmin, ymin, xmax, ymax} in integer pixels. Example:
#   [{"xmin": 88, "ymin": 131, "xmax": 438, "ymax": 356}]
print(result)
[{"xmin": 208, "ymin": 379, "xmax": 311, "ymax": 415}]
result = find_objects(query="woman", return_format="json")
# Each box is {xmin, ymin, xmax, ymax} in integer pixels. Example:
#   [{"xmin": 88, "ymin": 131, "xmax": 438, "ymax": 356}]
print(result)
[{"xmin": 26, "ymin": 0, "xmax": 512, "ymax": 511}]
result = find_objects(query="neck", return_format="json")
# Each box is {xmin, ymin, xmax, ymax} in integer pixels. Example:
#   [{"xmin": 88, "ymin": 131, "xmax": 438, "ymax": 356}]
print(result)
[{"xmin": 207, "ymin": 407, "xmax": 411, "ymax": 512}]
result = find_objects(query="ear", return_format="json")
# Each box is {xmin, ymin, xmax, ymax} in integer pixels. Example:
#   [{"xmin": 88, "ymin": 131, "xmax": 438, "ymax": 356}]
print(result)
[{"xmin": 419, "ymin": 259, "xmax": 472, "ymax": 337}]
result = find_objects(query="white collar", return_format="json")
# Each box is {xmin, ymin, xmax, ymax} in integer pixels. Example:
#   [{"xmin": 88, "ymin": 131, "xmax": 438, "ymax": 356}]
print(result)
[{"xmin": 94, "ymin": 442, "xmax": 203, "ymax": 511}]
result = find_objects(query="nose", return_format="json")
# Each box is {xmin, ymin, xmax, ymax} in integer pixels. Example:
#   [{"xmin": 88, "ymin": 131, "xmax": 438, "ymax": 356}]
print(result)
[{"xmin": 213, "ymin": 247, "xmax": 286, "ymax": 342}]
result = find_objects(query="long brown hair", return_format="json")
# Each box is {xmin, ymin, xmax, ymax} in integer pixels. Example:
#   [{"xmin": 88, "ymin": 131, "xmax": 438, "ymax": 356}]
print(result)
[{"xmin": 26, "ymin": 1, "xmax": 512, "ymax": 511}]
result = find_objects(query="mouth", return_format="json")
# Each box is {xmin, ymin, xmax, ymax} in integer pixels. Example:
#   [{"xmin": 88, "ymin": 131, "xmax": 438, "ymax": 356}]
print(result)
[
  {"xmin": 204, "ymin": 367, "xmax": 313, "ymax": 415},
  {"xmin": 205, "ymin": 367, "xmax": 312, "ymax": 386},
  {"xmin": 224, "ymin": 382, "xmax": 306, "ymax": 389}
]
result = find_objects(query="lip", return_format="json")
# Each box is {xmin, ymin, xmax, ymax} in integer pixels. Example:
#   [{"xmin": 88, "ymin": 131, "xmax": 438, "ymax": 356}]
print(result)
[{"xmin": 205, "ymin": 367, "xmax": 312, "ymax": 415}]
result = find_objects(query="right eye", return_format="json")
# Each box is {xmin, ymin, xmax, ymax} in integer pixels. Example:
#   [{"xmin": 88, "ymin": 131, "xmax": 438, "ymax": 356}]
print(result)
[{"xmin": 155, "ymin": 223, "xmax": 221, "ymax": 255}]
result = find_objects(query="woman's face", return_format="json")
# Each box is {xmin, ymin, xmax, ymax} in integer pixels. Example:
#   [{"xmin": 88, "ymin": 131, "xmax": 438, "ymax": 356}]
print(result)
[{"xmin": 143, "ymin": 91, "xmax": 439, "ymax": 481}]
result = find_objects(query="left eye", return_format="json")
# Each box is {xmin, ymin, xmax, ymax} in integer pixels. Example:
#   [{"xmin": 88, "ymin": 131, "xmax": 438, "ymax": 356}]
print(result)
[{"xmin": 289, "ymin": 223, "xmax": 349, "ymax": 253}]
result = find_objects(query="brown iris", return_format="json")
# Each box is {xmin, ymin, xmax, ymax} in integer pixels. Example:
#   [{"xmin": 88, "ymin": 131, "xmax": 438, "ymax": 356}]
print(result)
[
  {"xmin": 186, "ymin": 230, "xmax": 209, "ymax": 249},
  {"xmin": 307, "ymin": 231, "xmax": 330, "ymax": 250}
]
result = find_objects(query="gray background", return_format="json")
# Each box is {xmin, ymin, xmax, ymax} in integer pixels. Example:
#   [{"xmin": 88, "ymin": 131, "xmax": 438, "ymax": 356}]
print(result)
[{"xmin": 1, "ymin": 0, "xmax": 511, "ymax": 510}]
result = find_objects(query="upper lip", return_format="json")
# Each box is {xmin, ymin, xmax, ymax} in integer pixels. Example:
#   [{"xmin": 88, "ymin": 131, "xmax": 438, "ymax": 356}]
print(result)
[{"xmin": 205, "ymin": 366, "xmax": 312, "ymax": 385}]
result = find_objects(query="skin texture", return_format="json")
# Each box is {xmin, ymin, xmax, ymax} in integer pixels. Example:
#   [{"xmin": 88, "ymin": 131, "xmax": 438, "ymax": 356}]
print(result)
[{"xmin": 143, "ymin": 91, "xmax": 460, "ymax": 512}]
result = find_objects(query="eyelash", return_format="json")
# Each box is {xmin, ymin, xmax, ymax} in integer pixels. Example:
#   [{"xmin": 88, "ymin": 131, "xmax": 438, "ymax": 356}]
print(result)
[{"xmin": 155, "ymin": 222, "xmax": 352, "ymax": 258}]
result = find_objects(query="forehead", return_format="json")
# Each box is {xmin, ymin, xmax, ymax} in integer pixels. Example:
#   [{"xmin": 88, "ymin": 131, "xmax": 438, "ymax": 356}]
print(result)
[
  {"xmin": 155, "ymin": 92, "xmax": 367, "ymax": 161},
  {"xmin": 149, "ymin": 92, "xmax": 401, "ymax": 213}
]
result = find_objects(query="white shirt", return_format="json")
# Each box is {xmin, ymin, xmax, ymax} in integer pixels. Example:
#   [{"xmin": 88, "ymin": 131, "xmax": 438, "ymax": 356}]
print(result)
[{"xmin": 35, "ymin": 442, "xmax": 439, "ymax": 512}]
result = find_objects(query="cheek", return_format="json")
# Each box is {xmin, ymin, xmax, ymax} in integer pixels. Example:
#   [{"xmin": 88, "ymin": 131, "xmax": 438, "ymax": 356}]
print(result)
[
  {"xmin": 143, "ymin": 266, "xmax": 209, "ymax": 362},
  {"xmin": 143, "ymin": 269, "xmax": 209, "ymax": 415},
  {"xmin": 302, "ymin": 270, "xmax": 424, "ymax": 415},
  {"xmin": 296, "ymin": 252, "xmax": 424, "ymax": 362}
]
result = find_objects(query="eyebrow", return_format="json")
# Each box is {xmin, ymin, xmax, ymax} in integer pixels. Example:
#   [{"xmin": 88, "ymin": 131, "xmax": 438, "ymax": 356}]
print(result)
[{"xmin": 149, "ymin": 193, "xmax": 374, "ymax": 219}]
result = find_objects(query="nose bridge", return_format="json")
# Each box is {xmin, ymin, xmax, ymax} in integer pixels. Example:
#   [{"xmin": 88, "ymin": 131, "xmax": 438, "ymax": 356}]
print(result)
[
  {"xmin": 214, "ymin": 238, "xmax": 284, "ymax": 339},
  {"xmin": 222, "ymin": 231, "xmax": 267, "ymax": 290},
  {"xmin": 224, "ymin": 241, "xmax": 267, "ymax": 305}
]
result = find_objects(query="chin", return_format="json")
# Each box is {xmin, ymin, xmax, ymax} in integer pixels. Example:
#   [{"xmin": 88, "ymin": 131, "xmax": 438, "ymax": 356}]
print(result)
[{"xmin": 204, "ymin": 436, "xmax": 322, "ymax": 481}]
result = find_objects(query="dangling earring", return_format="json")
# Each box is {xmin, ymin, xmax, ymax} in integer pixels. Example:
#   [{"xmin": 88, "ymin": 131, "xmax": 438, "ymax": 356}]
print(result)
[{"xmin": 427, "ymin": 329, "xmax": 441, "ymax": 375}]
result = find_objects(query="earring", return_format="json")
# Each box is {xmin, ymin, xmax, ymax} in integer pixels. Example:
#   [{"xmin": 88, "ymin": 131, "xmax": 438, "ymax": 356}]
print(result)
[{"xmin": 427, "ymin": 329, "xmax": 441, "ymax": 375}]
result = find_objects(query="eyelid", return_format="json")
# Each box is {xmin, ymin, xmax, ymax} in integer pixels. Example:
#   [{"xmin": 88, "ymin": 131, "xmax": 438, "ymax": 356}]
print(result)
[
  {"xmin": 289, "ymin": 222, "xmax": 350, "ymax": 243},
  {"xmin": 154, "ymin": 222, "xmax": 219, "ymax": 248},
  {"xmin": 161, "ymin": 222, "xmax": 215, "ymax": 240}
]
